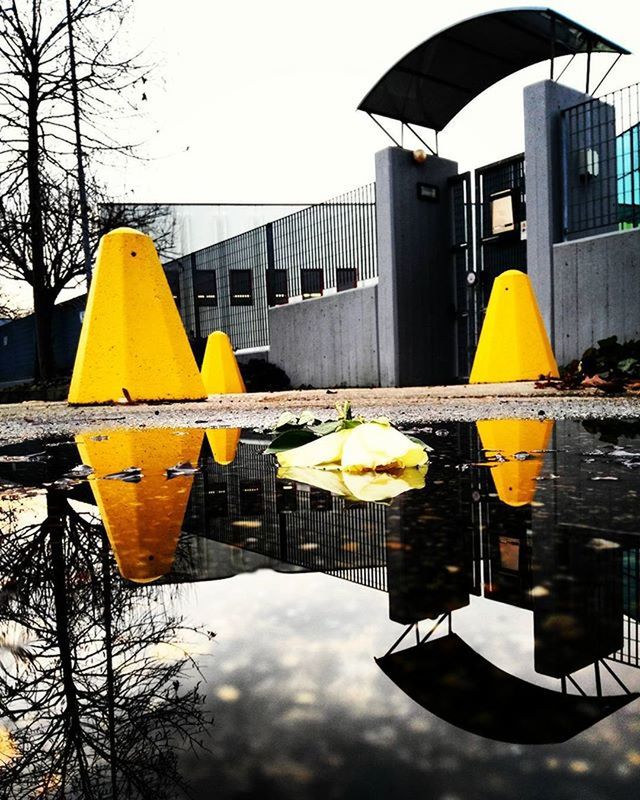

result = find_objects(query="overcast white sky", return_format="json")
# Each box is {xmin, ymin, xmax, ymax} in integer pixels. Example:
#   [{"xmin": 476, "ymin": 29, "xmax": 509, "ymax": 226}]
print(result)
[
  {"xmin": 115, "ymin": 0, "xmax": 640, "ymax": 203},
  {"xmin": 4, "ymin": 0, "xmax": 640, "ymax": 310}
]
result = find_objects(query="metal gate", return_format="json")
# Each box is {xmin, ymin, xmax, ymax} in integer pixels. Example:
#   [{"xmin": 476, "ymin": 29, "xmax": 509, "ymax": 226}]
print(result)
[{"xmin": 449, "ymin": 153, "xmax": 527, "ymax": 379}]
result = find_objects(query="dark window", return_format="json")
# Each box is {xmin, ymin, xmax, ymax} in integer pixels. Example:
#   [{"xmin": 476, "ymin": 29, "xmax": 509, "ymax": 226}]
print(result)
[
  {"xmin": 276, "ymin": 481, "xmax": 298, "ymax": 512},
  {"xmin": 301, "ymin": 268, "xmax": 324, "ymax": 299},
  {"xmin": 195, "ymin": 270, "xmax": 217, "ymax": 307},
  {"xmin": 267, "ymin": 269, "xmax": 289, "ymax": 306},
  {"xmin": 207, "ymin": 482, "xmax": 228, "ymax": 517},
  {"xmin": 165, "ymin": 270, "xmax": 181, "ymax": 308},
  {"xmin": 337, "ymin": 268, "xmax": 358, "ymax": 292},
  {"xmin": 309, "ymin": 487, "xmax": 332, "ymax": 511},
  {"xmin": 230, "ymin": 269, "xmax": 253, "ymax": 306},
  {"xmin": 239, "ymin": 479, "xmax": 263, "ymax": 515}
]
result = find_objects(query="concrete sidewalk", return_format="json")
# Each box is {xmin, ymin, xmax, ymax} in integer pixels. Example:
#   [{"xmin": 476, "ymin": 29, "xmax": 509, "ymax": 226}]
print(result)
[{"xmin": 1, "ymin": 382, "xmax": 639, "ymax": 446}]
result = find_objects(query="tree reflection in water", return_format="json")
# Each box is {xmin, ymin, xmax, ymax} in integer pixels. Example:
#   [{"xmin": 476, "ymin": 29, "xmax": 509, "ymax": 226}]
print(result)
[{"xmin": 0, "ymin": 487, "xmax": 213, "ymax": 799}]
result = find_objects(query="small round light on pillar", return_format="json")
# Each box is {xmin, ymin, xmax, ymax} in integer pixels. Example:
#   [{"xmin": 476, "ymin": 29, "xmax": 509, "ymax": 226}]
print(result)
[{"xmin": 412, "ymin": 148, "xmax": 428, "ymax": 163}]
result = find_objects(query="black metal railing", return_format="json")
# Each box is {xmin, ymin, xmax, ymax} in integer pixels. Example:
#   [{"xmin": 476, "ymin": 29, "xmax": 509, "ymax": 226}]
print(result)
[
  {"xmin": 609, "ymin": 548, "xmax": 640, "ymax": 669},
  {"xmin": 271, "ymin": 183, "xmax": 377, "ymax": 301},
  {"xmin": 180, "ymin": 438, "xmax": 390, "ymax": 591},
  {"xmin": 164, "ymin": 183, "xmax": 377, "ymax": 352},
  {"xmin": 562, "ymin": 82, "xmax": 640, "ymax": 238}
]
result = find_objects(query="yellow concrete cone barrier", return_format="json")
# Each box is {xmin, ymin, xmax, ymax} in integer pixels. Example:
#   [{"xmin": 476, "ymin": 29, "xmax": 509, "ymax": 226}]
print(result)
[
  {"xmin": 469, "ymin": 270, "xmax": 559, "ymax": 383},
  {"xmin": 201, "ymin": 331, "xmax": 246, "ymax": 394},
  {"xmin": 476, "ymin": 418, "xmax": 554, "ymax": 506},
  {"xmin": 206, "ymin": 428, "xmax": 241, "ymax": 465},
  {"xmin": 68, "ymin": 228, "xmax": 206, "ymax": 404},
  {"xmin": 76, "ymin": 428, "xmax": 204, "ymax": 582}
]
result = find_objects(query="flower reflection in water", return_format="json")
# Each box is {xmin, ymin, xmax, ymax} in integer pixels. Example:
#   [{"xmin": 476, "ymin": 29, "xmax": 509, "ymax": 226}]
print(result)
[{"xmin": 278, "ymin": 464, "xmax": 427, "ymax": 502}]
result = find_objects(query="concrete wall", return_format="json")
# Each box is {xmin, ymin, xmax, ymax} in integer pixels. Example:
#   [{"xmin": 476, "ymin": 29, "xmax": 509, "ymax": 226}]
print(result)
[
  {"xmin": 553, "ymin": 227, "xmax": 640, "ymax": 365},
  {"xmin": 524, "ymin": 80, "xmax": 591, "ymax": 343},
  {"xmin": 375, "ymin": 148, "xmax": 459, "ymax": 387},
  {"xmin": 268, "ymin": 286, "xmax": 379, "ymax": 388},
  {"xmin": 525, "ymin": 80, "xmax": 640, "ymax": 365}
]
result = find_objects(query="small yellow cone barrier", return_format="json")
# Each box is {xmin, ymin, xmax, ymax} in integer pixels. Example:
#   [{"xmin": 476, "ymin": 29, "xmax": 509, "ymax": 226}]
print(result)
[
  {"xmin": 476, "ymin": 418, "xmax": 554, "ymax": 506},
  {"xmin": 76, "ymin": 428, "xmax": 204, "ymax": 582},
  {"xmin": 206, "ymin": 428, "xmax": 241, "ymax": 465},
  {"xmin": 469, "ymin": 270, "xmax": 559, "ymax": 383},
  {"xmin": 68, "ymin": 228, "xmax": 206, "ymax": 404},
  {"xmin": 201, "ymin": 331, "xmax": 246, "ymax": 394}
]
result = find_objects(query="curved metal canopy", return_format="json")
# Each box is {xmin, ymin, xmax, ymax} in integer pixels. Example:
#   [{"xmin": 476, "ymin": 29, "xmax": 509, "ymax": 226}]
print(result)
[
  {"xmin": 358, "ymin": 8, "xmax": 630, "ymax": 132},
  {"xmin": 376, "ymin": 633, "xmax": 638, "ymax": 744}
]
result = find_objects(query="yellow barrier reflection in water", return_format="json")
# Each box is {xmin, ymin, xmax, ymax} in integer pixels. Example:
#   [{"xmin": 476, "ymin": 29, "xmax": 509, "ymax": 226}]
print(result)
[
  {"xmin": 206, "ymin": 428, "xmax": 241, "ymax": 465},
  {"xmin": 76, "ymin": 428, "xmax": 204, "ymax": 582},
  {"xmin": 476, "ymin": 419, "xmax": 554, "ymax": 507}
]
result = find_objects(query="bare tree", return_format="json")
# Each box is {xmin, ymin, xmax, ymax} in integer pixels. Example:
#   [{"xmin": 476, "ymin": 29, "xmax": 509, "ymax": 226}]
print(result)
[
  {"xmin": 0, "ymin": 1, "xmax": 155, "ymax": 379},
  {"xmin": 0, "ymin": 180, "xmax": 176, "ymax": 304},
  {"xmin": 0, "ymin": 288, "xmax": 23, "ymax": 318},
  {"xmin": 0, "ymin": 488, "xmax": 213, "ymax": 799}
]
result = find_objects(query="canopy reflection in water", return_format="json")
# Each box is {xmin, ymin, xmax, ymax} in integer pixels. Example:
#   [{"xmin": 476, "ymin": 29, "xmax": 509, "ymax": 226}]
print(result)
[
  {"xmin": 377, "ymin": 633, "xmax": 638, "ymax": 745},
  {"xmin": 76, "ymin": 428, "xmax": 204, "ymax": 582},
  {"xmin": 476, "ymin": 418, "xmax": 554, "ymax": 506}
]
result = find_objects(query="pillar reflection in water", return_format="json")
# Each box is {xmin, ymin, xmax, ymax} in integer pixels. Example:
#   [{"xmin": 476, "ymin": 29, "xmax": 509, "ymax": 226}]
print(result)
[
  {"xmin": 533, "ymin": 528, "xmax": 624, "ymax": 679},
  {"xmin": 76, "ymin": 428, "xmax": 204, "ymax": 582},
  {"xmin": 385, "ymin": 444, "xmax": 476, "ymax": 625},
  {"xmin": 478, "ymin": 419, "xmax": 553, "ymax": 608}
]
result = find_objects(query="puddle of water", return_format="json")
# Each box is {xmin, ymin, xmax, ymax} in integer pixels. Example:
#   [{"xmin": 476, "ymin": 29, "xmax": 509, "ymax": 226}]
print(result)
[{"xmin": 1, "ymin": 419, "xmax": 640, "ymax": 799}]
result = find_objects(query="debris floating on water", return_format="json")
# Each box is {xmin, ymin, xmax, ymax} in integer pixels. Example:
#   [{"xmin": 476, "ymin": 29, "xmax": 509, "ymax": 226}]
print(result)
[
  {"xmin": 0, "ymin": 452, "xmax": 47, "ymax": 463},
  {"xmin": 103, "ymin": 467, "xmax": 143, "ymax": 483},
  {"xmin": 166, "ymin": 461, "xmax": 200, "ymax": 479},
  {"xmin": 64, "ymin": 464, "xmax": 94, "ymax": 478}
]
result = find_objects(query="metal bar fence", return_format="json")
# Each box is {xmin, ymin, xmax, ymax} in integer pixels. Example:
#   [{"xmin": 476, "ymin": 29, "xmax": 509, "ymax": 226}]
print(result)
[
  {"xmin": 180, "ymin": 438, "xmax": 390, "ymax": 592},
  {"xmin": 562, "ymin": 82, "xmax": 640, "ymax": 239},
  {"xmin": 163, "ymin": 183, "xmax": 377, "ymax": 352},
  {"xmin": 609, "ymin": 547, "xmax": 640, "ymax": 669}
]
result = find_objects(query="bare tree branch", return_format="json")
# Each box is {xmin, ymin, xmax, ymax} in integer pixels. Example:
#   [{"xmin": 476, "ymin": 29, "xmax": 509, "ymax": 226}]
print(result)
[{"xmin": 0, "ymin": 0, "xmax": 157, "ymax": 378}]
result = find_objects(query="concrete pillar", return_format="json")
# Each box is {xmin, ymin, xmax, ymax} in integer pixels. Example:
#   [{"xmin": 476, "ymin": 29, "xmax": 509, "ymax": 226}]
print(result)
[
  {"xmin": 375, "ymin": 147, "xmax": 458, "ymax": 387},
  {"xmin": 523, "ymin": 80, "xmax": 590, "ymax": 345}
]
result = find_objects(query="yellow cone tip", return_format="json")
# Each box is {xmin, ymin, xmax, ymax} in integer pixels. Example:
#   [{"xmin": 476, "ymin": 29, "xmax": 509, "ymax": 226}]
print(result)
[{"xmin": 201, "ymin": 331, "xmax": 246, "ymax": 395}]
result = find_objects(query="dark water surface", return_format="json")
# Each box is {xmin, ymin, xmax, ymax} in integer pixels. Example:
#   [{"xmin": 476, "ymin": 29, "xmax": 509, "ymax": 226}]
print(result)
[{"xmin": 1, "ymin": 418, "xmax": 640, "ymax": 799}]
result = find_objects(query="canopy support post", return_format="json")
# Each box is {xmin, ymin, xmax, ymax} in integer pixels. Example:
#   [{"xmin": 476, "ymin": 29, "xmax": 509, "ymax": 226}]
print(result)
[
  {"xmin": 367, "ymin": 113, "xmax": 401, "ymax": 147},
  {"xmin": 601, "ymin": 658, "xmax": 633, "ymax": 694},
  {"xmin": 384, "ymin": 623, "xmax": 416, "ymax": 656},
  {"xmin": 555, "ymin": 54, "xmax": 576, "ymax": 83},
  {"xmin": 405, "ymin": 123, "xmax": 437, "ymax": 156},
  {"xmin": 592, "ymin": 53, "xmax": 622, "ymax": 95},
  {"xmin": 420, "ymin": 612, "xmax": 449, "ymax": 644}
]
